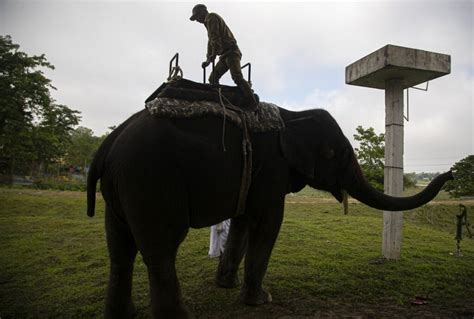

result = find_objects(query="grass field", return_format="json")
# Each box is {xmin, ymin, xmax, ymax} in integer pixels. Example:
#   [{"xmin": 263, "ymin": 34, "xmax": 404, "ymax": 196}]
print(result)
[{"xmin": 0, "ymin": 187, "xmax": 473, "ymax": 318}]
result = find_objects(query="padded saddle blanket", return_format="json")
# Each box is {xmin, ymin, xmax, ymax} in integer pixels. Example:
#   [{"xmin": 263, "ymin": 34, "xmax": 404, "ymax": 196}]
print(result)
[
  {"xmin": 145, "ymin": 79, "xmax": 284, "ymax": 133},
  {"xmin": 145, "ymin": 79, "xmax": 253, "ymax": 106}
]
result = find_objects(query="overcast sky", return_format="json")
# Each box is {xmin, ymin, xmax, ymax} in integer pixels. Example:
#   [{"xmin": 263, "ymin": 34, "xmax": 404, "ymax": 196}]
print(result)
[{"xmin": 1, "ymin": 0, "xmax": 472, "ymax": 172}]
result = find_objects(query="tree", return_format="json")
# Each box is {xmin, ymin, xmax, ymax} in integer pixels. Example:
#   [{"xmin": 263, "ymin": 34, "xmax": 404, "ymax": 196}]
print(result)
[
  {"xmin": 444, "ymin": 155, "xmax": 474, "ymax": 198},
  {"xmin": 353, "ymin": 125, "xmax": 415, "ymax": 191},
  {"xmin": 31, "ymin": 103, "xmax": 80, "ymax": 173},
  {"xmin": 0, "ymin": 35, "xmax": 80, "ymax": 174},
  {"xmin": 0, "ymin": 35, "xmax": 54, "ymax": 134},
  {"xmin": 353, "ymin": 126, "xmax": 385, "ymax": 190},
  {"xmin": 64, "ymin": 127, "xmax": 103, "ymax": 171}
]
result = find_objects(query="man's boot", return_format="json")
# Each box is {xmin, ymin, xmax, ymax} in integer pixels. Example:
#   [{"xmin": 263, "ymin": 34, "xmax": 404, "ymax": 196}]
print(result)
[{"xmin": 237, "ymin": 80, "xmax": 258, "ymax": 111}]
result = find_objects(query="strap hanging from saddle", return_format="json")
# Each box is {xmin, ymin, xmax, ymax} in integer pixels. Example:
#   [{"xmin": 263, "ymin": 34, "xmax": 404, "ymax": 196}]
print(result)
[{"xmin": 216, "ymin": 88, "xmax": 252, "ymax": 217}]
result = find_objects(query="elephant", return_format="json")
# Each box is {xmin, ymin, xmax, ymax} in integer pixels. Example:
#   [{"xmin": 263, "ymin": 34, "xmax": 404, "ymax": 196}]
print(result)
[{"xmin": 86, "ymin": 105, "xmax": 453, "ymax": 318}]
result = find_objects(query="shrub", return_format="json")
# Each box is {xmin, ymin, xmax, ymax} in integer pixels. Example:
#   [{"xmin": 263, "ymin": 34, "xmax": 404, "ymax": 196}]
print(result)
[{"xmin": 32, "ymin": 176, "xmax": 87, "ymax": 192}]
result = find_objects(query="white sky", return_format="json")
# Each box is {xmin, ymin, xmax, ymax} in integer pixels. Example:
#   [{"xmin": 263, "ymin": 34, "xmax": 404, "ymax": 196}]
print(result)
[{"xmin": 1, "ymin": 0, "xmax": 472, "ymax": 172}]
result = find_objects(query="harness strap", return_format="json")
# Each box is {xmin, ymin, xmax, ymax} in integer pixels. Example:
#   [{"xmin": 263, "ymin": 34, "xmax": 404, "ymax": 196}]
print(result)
[
  {"xmin": 236, "ymin": 112, "xmax": 253, "ymax": 217},
  {"xmin": 217, "ymin": 87, "xmax": 227, "ymax": 152},
  {"xmin": 217, "ymin": 89, "xmax": 253, "ymax": 217}
]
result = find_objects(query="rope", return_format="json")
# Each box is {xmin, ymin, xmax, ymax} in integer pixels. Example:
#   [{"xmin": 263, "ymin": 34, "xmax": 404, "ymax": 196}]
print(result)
[
  {"xmin": 217, "ymin": 88, "xmax": 227, "ymax": 152},
  {"xmin": 216, "ymin": 89, "xmax": 253, "ymax": 217}
]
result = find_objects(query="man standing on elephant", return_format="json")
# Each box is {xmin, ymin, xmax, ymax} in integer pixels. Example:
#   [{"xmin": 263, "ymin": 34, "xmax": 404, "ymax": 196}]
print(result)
[{"xmin": 190, "ymin": 4, "xmax": 258, "ymax": 110}]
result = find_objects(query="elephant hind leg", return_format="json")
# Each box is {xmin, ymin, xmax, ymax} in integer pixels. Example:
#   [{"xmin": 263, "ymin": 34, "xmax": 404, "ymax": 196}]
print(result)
[
  {"xmin": 141, "ymin": 227, "xmax": 190, "ymax": 319},
  {"xmin": 105, "ymin": 205, "xmax": 138, "ymax": 319},
  {"xmin": 143, "ymin": 253, "xmax": 190, "ymax": 319},
  {"xmin": 121, "ymin": 170, "xmax": 191, "ymax": 318}
]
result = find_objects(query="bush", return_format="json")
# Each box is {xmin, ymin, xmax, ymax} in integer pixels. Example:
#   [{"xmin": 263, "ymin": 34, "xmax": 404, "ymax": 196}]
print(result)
[
  {"xmin": 404, "ymin": 173, "xmax": 417, "ymax": 189},
  {"xmin": 32, "ymin": 176, "xmax": 87, "ymax": 192}
]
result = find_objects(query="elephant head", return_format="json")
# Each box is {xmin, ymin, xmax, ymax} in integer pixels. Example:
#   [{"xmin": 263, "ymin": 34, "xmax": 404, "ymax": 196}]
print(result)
[{"xmin": 279, "ymin": 108, "xmax": 453, "ymax": 211}]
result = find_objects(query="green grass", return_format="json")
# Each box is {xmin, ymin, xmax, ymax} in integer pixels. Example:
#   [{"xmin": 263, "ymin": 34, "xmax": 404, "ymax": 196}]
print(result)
[{"xmin": 0, "ymin": 188, "xmax": 473, "ymax": 318}]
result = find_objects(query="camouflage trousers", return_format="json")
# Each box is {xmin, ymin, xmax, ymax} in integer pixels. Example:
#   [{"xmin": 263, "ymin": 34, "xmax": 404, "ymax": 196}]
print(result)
[{"xmin": 209, "ymin": 50, "xmax": 244, "ymax": 85}]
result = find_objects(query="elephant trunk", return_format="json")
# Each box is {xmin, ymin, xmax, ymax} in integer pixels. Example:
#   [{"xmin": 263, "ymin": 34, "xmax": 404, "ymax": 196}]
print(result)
[{"xmin": 344, "ymin": 154, "xmax": 454, "ymax": 211}]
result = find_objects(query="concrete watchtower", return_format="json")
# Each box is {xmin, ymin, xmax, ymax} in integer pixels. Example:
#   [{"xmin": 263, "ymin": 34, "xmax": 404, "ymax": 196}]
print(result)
[{"xmin": 345, "ymin": 45, "xmax": 451, "ymax": 259}]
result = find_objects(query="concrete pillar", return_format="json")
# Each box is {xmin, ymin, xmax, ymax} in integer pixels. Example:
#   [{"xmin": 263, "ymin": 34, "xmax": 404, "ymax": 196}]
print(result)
[
  {"xmin": 382, "ymin": 78, "xmax": 404, "ymax": 259},
  {"xmin": 346, "ymin": 45, "xmax": 450, "ymax": 259}
]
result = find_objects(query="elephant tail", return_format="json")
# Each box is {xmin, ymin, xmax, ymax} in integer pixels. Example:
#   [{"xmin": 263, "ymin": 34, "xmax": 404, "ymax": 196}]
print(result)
[{"xmin": 86, "ymin": 109, "xmax": 145, "ymax": 217}]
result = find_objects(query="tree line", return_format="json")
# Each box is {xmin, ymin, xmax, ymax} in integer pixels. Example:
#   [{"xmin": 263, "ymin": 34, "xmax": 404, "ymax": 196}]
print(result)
[{"xmin": 0, "ymin": 35, "xmax": 108, "ymax": 179}]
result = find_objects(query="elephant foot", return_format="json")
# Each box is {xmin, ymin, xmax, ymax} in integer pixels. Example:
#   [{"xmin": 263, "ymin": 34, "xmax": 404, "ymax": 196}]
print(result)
[
  {"xmin": 216, "ymin": 270, "xmax": 240, "ymax": 288},
  {"xmin": 240, "ymin": 285, "xmax": 272, "ymax": 306},
  {"xmin": 129, "ymin": 302, "xmax": 137, "ymax": 317},
  {"xmin": 105, "ymin": 301, "xmax": 137, "ymax": 319},
  {"xmin": 153, "ymin": 306, "xmax": 192, "ymax": 319}
]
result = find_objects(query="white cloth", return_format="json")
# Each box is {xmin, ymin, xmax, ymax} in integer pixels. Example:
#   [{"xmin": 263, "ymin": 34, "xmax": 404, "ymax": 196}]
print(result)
[{"xmin": 208, "ymin": 219, "xmax": 231, "ymax": 258}]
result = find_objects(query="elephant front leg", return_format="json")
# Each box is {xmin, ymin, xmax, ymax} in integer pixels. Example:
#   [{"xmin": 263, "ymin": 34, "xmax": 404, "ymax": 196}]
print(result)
[
  {"xmin": 216, "ymin": 215, "xmax": 249, "ymax": 288},
  {"xmin": 240, "ymin": 200, "xmax": 284, "ymax": 305}
]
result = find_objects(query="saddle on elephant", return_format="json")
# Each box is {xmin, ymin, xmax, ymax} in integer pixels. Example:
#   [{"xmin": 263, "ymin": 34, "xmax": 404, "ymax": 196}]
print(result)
[
  {"xmin": 144, "ymin": 52, "xmax": 283, "ymax": 132},
  {"xmin": 145, "ymin": 78, "xmax": 259, "ymax": 110},
  {"xmin": 145, "ymin": 78, "xmax": 284, "ymax": 133}
]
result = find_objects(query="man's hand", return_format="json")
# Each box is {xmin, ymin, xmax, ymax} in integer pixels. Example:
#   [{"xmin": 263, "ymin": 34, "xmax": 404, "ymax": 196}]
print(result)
[{"xmin": 202, "ymin": 55, "xmax": 216, "ymax": 68}]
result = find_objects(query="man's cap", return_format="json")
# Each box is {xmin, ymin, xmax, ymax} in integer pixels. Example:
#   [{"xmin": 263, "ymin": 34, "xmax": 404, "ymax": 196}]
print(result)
[{"xmin": 190, "ymin": 4, "xmax": 207, "ymax": 21}]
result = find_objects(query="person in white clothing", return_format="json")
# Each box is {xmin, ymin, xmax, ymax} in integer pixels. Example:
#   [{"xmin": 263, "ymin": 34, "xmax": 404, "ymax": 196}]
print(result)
[{"xmin": 208, "ymin": 219, "xmax": 231, "ymax": 258}]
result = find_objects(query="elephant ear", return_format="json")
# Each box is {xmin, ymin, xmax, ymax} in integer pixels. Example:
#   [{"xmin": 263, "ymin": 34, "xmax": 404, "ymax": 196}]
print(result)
[{"xmin": 279, "ymin": 117, "xmax": 316, "ymax": 180}]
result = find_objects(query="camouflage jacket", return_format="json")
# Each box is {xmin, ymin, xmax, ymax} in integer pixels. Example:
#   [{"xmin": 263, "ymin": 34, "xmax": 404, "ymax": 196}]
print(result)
[{"xmin": 205, "ymin": 12, "xmax": 241, "ymax": 59}]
